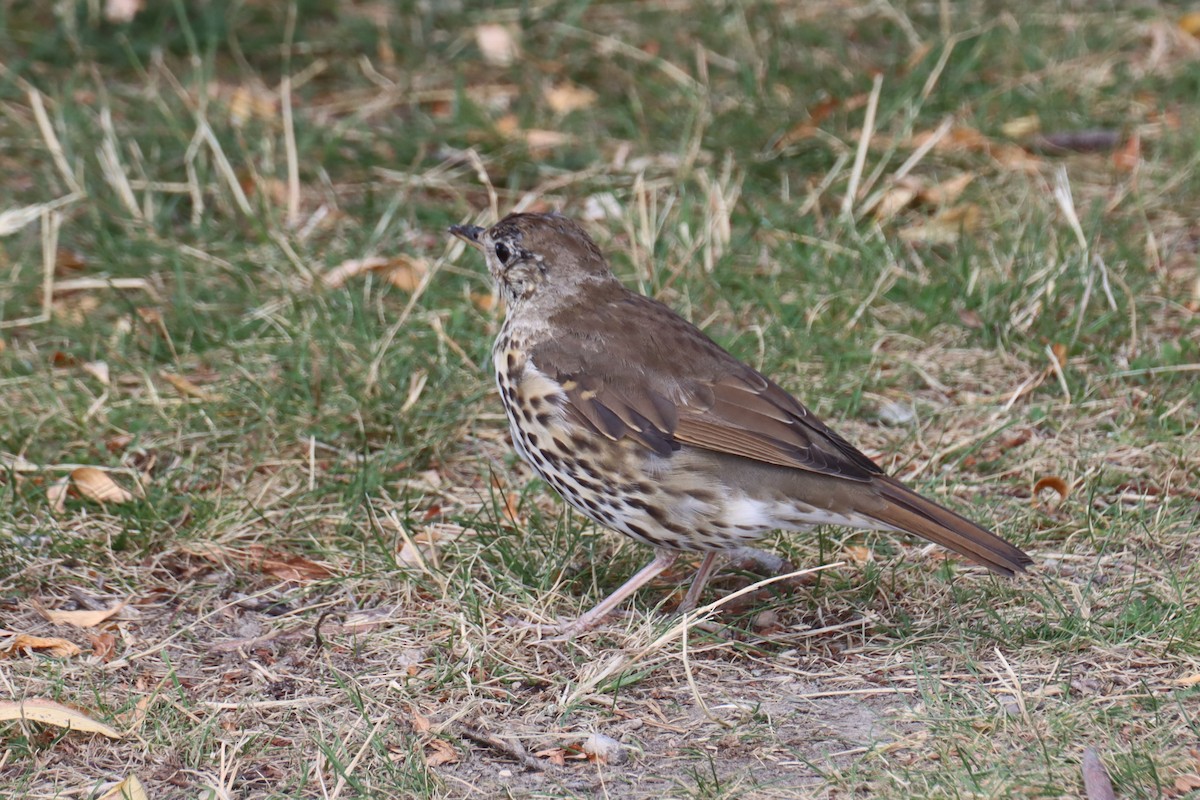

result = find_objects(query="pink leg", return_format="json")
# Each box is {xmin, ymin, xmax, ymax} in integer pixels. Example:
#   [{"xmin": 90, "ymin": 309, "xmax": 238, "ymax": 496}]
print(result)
[
  {"xmin": 678, "ymin": 552, "xmax": 719, "ymax": 613},
  {"xmin": 535, "ymin": 550, "xmax": 679, "ymax": 637}
]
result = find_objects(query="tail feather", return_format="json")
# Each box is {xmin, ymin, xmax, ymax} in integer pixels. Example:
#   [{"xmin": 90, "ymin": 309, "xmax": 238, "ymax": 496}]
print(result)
[{"xmin": 871, "ymin": 476, "xmax": 1032, "ymax": 576}]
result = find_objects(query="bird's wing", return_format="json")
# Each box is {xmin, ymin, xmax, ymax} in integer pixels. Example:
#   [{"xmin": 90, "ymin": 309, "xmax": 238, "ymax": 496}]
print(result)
[{"xmin": 528, "ymin": 296, "xmax": 884, "ymax": 481}]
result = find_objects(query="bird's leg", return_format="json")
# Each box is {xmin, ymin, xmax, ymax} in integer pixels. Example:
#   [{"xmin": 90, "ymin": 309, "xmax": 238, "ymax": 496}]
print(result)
[
  {"xmin": 528, "ymin": 550, "xmax": 679, "ymax": 638},
  {"xmin": 677, "ymin": 552, "xmax": 719, "ymax": 613}
]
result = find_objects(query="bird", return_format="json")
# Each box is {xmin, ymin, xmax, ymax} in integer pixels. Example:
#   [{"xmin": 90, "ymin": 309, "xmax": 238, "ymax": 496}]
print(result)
[{"xmin": 450, "ymin": 212, "xmax": 1031, "ymax": 635}]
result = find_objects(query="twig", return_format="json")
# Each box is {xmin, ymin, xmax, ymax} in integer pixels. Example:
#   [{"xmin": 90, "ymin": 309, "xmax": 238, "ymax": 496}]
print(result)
[{"xmin": 455, "ymin": 723, "xmax": 550, "ymax": 772}]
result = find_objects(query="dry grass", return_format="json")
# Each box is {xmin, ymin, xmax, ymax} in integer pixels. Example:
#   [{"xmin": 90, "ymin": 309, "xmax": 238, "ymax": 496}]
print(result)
[{"xmin": 2, "ymin": 1, "xmax": 1199, "ymax": 798}]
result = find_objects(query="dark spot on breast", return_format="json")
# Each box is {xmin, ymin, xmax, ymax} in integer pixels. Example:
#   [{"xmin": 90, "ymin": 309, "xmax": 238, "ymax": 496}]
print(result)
[
  {"xmin": 529, "ymin": 395, "xmax": 544, "ymax": 410},
  {"xmin": 552, "ymin": 437, "xmax": 569, "ymax": 453},
  {"xmin": 506, "ymin": 352, "xmax": 517, "ymax": 371},
  {"xmin": 536, "ymin": 412, "xmax": 553, "ymax": 426}
]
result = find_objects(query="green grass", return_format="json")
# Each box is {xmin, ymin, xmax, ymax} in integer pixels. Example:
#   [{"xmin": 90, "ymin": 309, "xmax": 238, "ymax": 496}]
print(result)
[{"xmin": 2, "ymin": 2, "xmax": 1199, "ymax": 798}]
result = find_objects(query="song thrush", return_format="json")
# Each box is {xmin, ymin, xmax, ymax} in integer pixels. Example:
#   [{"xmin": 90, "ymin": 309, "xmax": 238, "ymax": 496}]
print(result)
[{"xmin": 451, "ymin": 212, "xmax": 1031, "ymax": 635}]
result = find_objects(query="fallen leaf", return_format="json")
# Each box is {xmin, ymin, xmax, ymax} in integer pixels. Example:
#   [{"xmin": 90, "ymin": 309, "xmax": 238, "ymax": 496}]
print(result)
[
  {"xmin": 4, "ymin": 634, "xmax": 82, "ymax": 658},
  {"xmin": 1179, "ymin": 12, "xmax": 1200, "ymax": 38},
  {"xmin": 919, "ymin": 172, "xmax": 975, "ymax": 207},
  {"xmin": 0, "ymin": 698, "xmax": 122, "ymax": 738},
  {"xmin": 471, "ymin": 291, "xmax": 497, "ymax": 312},
  {"xmin": 1050, "ymin": 342, "xmax": 1069, "ymax": 368},
  {"xmin": 410, "ymin": 708, "xmax": 431, "ymax": 733},
  {"xmin": 159, "ymin": 371, "xmax": 222, "ymax": 402},
  {"xmin": 957, "ymin": 308, "xmax": 983, "ymax": 329},
  {"xmin": 873, "ymin": 176, "xmax": 923, "ymax": 222},
  {"xmin": 898, "ymin": 204, "xmax": 981, "ymax": 244},
  {"xmin": 1033, "ymin": 476, "xmax": 1070, "ymax": 504},
  {"xmin": 47, "ymin": 476, "xmax": 70, "ymax": 513},
  {"xmin": 842, "ymin": 545, "xmax": 874, "ymax": 565},
  {"xmin": 534, "ymin": 747, "xmax": 569, "ymax": 766},
  {"xmin": 82, "ymin": 360, "xmax": 111, "ymax": 386},
  {"xmin": 55, "ymin": 248, "xmax": 88, "ymax": 273},
  {"xmin": 425, "ymin": 737, "xmax": 460, "ymax": 767},
  {"xmin": 1001, "ymin": 114, "xmax": 1040, "ymax": 139},
  {"xmin": 544, "ymin": 82, "xmax": 597, "ymax": 114},
  {"xmin": 475, "ymin": 24, "xmax": 518, "ymax": 66},
  {"xmin": 1113, "ymin": 133, "xmax": 1141, "ymax": 173},
  {"xmin": 71, "ymin": 467, "xmax": 135, "ymax": 505},
  {"xmin": 116, "ymin": 694, "xmax": 154, "ymax": 733},
  {"xmin": 501, "ymin": 493, "xmax": 522, "ymax": 527},
  {"xmin": 1174, "ymin": 774, "xmax": 1200, "ymax": 794},
  {"xmin": 35, "ymin": 599, "xmax": 126, "ymax": 628},
  {"xmin": 229, "ymin": 86, "xmax": 279, "ymax": 126},
  {"xmin": 97, "ymin": 775, "xmax": 148, "ymax": 800},
  {"xmin": 521, "ymin": 129, "xmax": 572, "ymax": 150},
  {"xmin": 385, "ymin": 256, "xmax": 429, "ymax": 292},
  {"xmin": 320, "ymin": 255, "xmax": 427, "ymax": 292},
  {"xmin": 398, "ymin": 528, "xmax": 446, "ymax": 570},
  {"xmin": 187, "ymin": 544, "xmax": 333, "ymax": 582},
  {"xmin": 89, "ymin": 631, "xmax": 118, "ymax": 662}
]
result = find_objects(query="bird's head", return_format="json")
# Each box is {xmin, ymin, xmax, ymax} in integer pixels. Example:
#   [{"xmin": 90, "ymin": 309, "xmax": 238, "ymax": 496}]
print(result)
[{"xmin": 450, "ymin": 212, "xmax": 614, "ymax": 306}]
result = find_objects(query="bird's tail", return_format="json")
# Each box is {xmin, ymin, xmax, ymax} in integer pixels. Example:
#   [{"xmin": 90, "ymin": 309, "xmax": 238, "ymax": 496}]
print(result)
[{"xmin": 870, "ymin": 476, "xmax": 1032, "ymax": 576}]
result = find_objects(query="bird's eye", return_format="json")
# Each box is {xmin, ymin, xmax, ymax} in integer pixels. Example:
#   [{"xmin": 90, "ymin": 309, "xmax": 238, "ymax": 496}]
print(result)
[{"xmin": 494, "ymin": 242, "xmax": 512, "ymax": 264}]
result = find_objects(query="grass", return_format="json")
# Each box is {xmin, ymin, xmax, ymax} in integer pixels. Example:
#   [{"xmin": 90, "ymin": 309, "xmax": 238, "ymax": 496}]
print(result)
[{"xmin": 2, "ymin": 1, "xmax": 1199, "ymax": 797}]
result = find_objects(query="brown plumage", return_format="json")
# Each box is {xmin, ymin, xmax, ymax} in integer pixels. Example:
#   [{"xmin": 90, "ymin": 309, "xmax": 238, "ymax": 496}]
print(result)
[{"xmin": 451, "ymin": 212, "xmax": 1031, "ymax": 635}]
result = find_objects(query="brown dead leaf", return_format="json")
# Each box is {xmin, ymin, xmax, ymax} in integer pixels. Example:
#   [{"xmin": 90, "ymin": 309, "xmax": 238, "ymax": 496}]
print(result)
[
  {"xmin": 386, "ymin": 256, "xmax": 429, "ymax": 292},
  {"xmin": 55, "ymin": 248, "xmax": 88, "ymax": 273},
  {"xmin": 116, "ymin": 694, "xmax": 155, "ymax": 733},
  {"xmin": 475, "ymin": 24, "xmax": 518, "ymax": 66},
  {"xmin": 4, "ymin": 634, "xmax": 82, "ymax": 658},
  {"xmin": 522, "ymin": 129, "xmax": 572, "ymax": 151},
  {"xmin": 89, "ymin": 631, "xmax": 118, "ymax": 662},
  {"xmin": 71, "ymin": 467, "xmax": 135, "ymax": 505},
  {"xmin": 920, "ymin": 172, "xmax": 975, "ymax": 207},
  {"xmin": 321, "ymin": 255, "xmax": 428, "ymax": 292},
  {"xmin": 1050, "ymin": 342, "xmax": 1069, "ymax": 368},
  {"xmin": 1033, "ymin": 476, "xmax": 1070, "ymax": 504},
  {"xmin": 534, "ymin": 747, "xmax": 570, "ymax": 766},
  {"xmin": 1174, "ymin": 774, "xmax": 1200, "ymax": 794},
  {"xmin": 189, "ymin": 543, "xmax": 333, "ymax": 582},
  {"xmin": 544, "ymin": 82, "xmax": 597, "ymax": 114},
  {"xmin": 873, "ymin": 176, "xmax": 923, "ymax": 222},
  {"xmin": 0, "ymin": 698, "xmax": 122, "ymax": 738},
  {"xmin": 229, "ymin": 86, "xmax": 279, "ymax": 126},
  {"xmin": 957, "ymin": 308, "xmax": 983, "ymax": 329},
  {"xmin": 898, "ymin": 204, "xmax": 982, "ymax": 244},
  {"xmin": 35, "ymin": 599, "xmax": 126, "ymax": 628},
  {"xmin": 82, "ymin": 360, "xmax": 111, "ymax": 386},
  {"xmin": 47, "ymin": 476, "xmax": 70, "ymax": 513},
  {"xmin": 410, "ymin": 708, "xmax": 432, "ymax": 733},
  {"xmin": 398, "ymin": 527, "xmax": 447, "ymax": 570},
  {"xmin": 471, "ymin": 292, "xmax": 497, "ymax": 312},
  {"xmin": 1183, "ymin": 12, "xmax": 1200, "ymax": 37},
  {"xmin": 1113, "ymin": 133, "xmax": 1141, "ymax": 173},
  {"xmin": 425, "ymin": 738, "xmax": 460, "ymax": 767},
  {"xmin": 501, "ymin": 493, "xmax": 522, "ymax": 527},
  {"xmin": 842, "ymin": 545, "xmax": 874, "ymax": 565},
  {"xmin": 97, "ymin": 775, "xmax": 148, "ymax": 800},
  {"xmin": 159, "ymin": 370, "xmax": 222, "ymax": 402}
]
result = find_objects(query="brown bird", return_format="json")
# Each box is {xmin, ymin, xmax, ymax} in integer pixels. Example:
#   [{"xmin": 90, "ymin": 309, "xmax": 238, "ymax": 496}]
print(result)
[{"xmin": 451, "ymin": 212, "xmax": 1031, "ymax": 635}]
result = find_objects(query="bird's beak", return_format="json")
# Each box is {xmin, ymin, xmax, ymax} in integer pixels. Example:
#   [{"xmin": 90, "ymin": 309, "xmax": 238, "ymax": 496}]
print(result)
[{"xmin": 449, "ymin": 223, "xmax": 485, "ymax": 250}]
